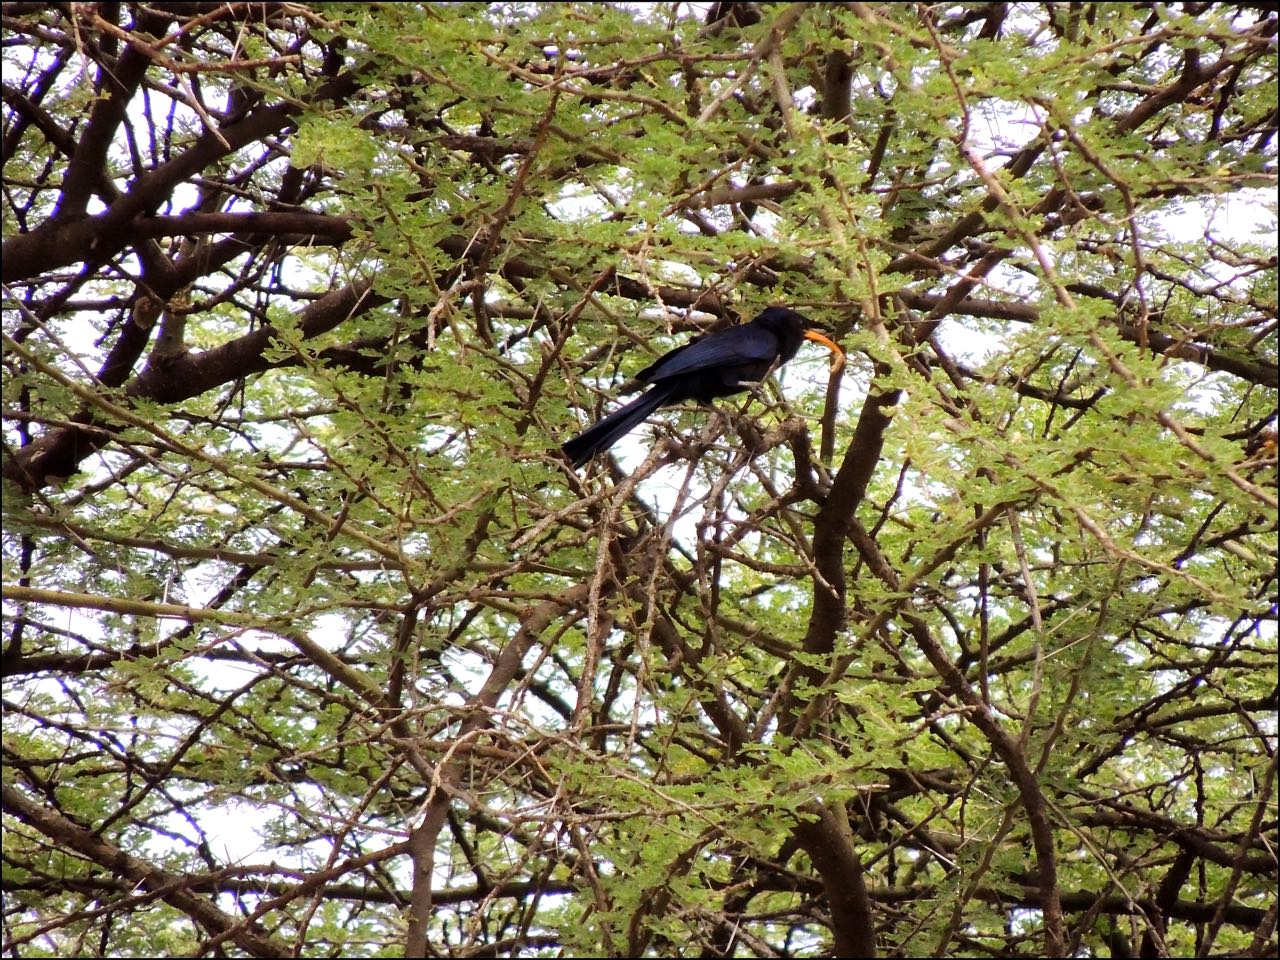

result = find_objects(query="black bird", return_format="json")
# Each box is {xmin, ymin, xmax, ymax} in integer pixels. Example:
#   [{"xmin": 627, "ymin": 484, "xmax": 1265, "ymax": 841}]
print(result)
[{"xmin": 562, "ymin": 306, "xmax": 843, "ymax": 468}]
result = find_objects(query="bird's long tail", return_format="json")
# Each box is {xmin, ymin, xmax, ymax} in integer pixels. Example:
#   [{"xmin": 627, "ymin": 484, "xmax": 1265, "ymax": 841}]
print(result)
[{"xmin": 562, "ymin": 383, "xmax": 678, "ymax": 469}]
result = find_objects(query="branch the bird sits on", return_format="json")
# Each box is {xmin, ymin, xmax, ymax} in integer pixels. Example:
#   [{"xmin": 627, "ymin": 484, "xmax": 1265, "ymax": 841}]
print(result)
[{"xmin": 562, "ymin": 307, "xmax": 843, "ymax": 468}]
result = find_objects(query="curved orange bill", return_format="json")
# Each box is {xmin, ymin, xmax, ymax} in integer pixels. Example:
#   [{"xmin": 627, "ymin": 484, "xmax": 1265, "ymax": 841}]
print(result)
[{"xmin": 803, "ymin": 328, "xmax": 845, "ymax": 371}]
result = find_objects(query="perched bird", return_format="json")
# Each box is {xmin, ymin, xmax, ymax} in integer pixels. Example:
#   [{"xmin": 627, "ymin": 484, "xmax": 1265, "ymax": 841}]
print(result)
[{"xmin": 562, "ymin": 306, "xmax": 843, "ymax": 468}]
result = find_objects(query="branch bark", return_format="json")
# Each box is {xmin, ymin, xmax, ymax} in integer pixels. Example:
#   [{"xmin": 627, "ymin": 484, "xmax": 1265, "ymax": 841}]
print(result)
[{"xmin": 2, "ymin": 783, "xmax": 292, "ymax": 958}]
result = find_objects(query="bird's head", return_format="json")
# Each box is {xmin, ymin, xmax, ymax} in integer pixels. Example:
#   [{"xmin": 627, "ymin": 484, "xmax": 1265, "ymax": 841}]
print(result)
[{"xmin": 755, "ymin": 307, "xmax": 844, "ymax": 366}]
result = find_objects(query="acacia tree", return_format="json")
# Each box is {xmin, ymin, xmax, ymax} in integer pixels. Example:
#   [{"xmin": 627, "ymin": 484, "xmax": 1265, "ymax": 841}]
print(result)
[{"xmin": 2, "ymin": 3, "xmax": 1276, "ymax": 957}]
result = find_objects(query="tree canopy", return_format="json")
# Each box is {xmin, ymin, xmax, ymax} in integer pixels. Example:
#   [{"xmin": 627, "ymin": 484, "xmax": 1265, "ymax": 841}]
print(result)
[{"xmin": 2, "ymin": 3, "xmax": 1276, "ymax": 957}]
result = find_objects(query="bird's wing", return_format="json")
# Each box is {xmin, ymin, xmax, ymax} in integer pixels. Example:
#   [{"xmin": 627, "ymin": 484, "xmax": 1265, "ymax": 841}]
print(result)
[{"xmin": 638, "ymin": 324, "xmax": 780, "ymax": 383}]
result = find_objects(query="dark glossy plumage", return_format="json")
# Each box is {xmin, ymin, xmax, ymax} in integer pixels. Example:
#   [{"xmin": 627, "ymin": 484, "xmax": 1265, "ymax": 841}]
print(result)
[{"xmin": 562, "ymin": 307, "xmax": 842, "ymax": 469}]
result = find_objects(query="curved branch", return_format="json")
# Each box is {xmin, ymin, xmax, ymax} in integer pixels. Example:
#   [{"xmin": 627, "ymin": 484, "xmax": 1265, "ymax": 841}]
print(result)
[{"xmin": 2, "ymin": 782, "xmax": 291, "ymax": 958}]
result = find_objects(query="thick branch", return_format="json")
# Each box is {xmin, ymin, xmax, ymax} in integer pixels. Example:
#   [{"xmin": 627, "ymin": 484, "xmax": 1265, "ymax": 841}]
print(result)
[
  {"xmin": 4, "ymin": 278, "xmax": 383, "ymax": 490},
  {"xmin": 2, "ymin": 782, "xmax": 291, "ymax": 958}
]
